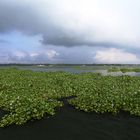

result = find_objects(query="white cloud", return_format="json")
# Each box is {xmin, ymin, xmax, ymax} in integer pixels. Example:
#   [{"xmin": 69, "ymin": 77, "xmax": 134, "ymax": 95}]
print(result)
[
  {"xmin": 28, "ymin": 50, "xmax": 59, "ymax": 62},
  {"xmin": 30, "ymin": 53, "xmax": 39, "ymax": 57},
  {"xmin": 34, "ymin": 0, "xmax": 140, "ymax": 47},
  {"xmin": 94, "ymin": 48, "xmax": 140, "ymax": 64},
  {"xmin": 45, "ymin": 50, "xmax": 59, "ymax": 59},
  {"xmin": 14, "ymin": 51, "xmax": 27, "ymax": 58}
]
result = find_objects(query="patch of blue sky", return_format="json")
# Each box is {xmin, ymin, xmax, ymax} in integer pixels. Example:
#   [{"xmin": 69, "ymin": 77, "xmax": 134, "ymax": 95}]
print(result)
[{"xmin": 0, "ymin": 31, "xmax": 42, "ymax": 52}]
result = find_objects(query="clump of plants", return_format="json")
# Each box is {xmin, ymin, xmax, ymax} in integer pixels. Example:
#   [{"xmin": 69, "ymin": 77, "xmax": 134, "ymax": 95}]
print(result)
[
  {"xmin": 108, "ymin": 67, "xmax": 140, "ymax": 73},
  {"xmin": 108, "ymin": 67, "xmax": 120, "ymax": 72},
  {"xmin": 0, "ymin": 69, "xmax": 140, "ymax": 127},
  {"xmin": 120, "ymin": 68, "xmax": 140, "ymax": 73}
]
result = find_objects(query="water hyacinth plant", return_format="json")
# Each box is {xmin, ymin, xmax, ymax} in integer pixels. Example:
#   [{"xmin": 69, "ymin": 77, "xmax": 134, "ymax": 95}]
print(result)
[
  {"xmin": 0, "ymin": 69, "xmax": 140, "ymax": 127},
  {"xmin": 108, "ymin": 67, "xmax": 140, "ymax": 73}
]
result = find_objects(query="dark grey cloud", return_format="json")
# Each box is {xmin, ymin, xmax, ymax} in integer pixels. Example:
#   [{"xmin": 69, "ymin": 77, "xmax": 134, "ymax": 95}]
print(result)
[
  {"xmin": 0, "ymin": 2, "xmax": 42, "ymax": 34},
  {"xmin": 42, "ymin": 34, "xmax": 123, "ymax": 47},
  {"xmin": 0, "ymin": 0, "xmax": 139, "ymax": 48},
  {"xmin": 0, "ymin": 0, "xmax": 140, "ymax": 64}
]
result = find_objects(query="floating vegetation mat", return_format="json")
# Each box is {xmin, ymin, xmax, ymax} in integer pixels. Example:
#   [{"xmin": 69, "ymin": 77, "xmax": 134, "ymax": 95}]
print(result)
[
  {"xmin": 108, "ymin": 67, "xmax": 140, "ymax": 73},
  {"xmin": 0, "ymin": 68, "xmax": 140, "ymax": 127}
]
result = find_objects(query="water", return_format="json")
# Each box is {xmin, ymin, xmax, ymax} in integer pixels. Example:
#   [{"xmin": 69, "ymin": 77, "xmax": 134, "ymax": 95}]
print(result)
[
  {"xmin": 0, "ymin": 101, "xmax": 140, "ymax": 140},
  {"xmin": 1, "ymin": 65, "xmax": 140, "ymax": 76}
]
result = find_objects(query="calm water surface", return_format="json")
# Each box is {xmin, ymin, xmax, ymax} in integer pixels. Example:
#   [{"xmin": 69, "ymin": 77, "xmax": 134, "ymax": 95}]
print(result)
[
  {"xmin": 0, "ymin": 100, "xmax": 140, "ymax": 140},
  {"xmin": 1, "ymin": 65, "xmax": 140, "ymax": 76}
]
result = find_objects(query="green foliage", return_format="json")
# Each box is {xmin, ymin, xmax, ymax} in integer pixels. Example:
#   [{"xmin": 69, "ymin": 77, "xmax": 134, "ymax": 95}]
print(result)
[
  {"xmin": 120, "ymin": 68, "xmax": 140, "ymax": 73},
  {"xmin": 108, "ymin": 67, "xmax": 120, "ymax": 72},
  {"xmin": 0, "ymin": 69, "xmax": 140, "ymax": 127},
  {"xmin": 108, "ymin": 67, "xmax": 140, "ymax": 73}
]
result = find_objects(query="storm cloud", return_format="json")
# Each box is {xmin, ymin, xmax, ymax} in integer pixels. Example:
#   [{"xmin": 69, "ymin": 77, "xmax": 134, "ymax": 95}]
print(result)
[
  {"xmin": 0, "ymin": 0, "xmax": 140, "ymax": 63},
  {"xmin": 0, "ymin": 0, "xmax": 140, "ymax": 47}
]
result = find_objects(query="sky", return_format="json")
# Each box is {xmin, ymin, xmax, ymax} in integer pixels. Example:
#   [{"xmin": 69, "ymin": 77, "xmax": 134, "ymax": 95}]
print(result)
[{"xmin": 0, "ymin": 0, "xmax": 140, "ymax": 64}]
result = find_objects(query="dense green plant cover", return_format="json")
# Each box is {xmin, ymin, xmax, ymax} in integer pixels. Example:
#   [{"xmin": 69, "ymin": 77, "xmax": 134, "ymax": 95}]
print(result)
[
  {"xmin": 108, "ymin": 67, "xmax": 140, "ymax": 73},
  {"xmin": 0, "ymin": 69, "xmax": 140, "ymax": 127},
  {"xmin": 108, "ymin": 67, "xmax": 120, "ymax": 72}
]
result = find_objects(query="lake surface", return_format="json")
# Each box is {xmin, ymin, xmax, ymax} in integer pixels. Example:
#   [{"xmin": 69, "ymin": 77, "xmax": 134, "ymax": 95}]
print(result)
[{"xmin": 1, "ymin": 65, "xmax": 140, "ymax": 76}]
